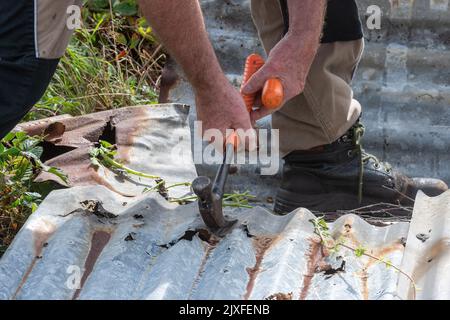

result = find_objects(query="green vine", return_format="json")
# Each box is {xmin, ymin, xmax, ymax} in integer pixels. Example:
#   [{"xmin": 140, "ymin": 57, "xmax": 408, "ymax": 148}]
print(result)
[
  {"xmin": 90, "ymin": 141, "xmax": 255, "ymax": 208},
  {"xmin": 310, "ymin": 217, "xmax": 417, "ymax": 300}
]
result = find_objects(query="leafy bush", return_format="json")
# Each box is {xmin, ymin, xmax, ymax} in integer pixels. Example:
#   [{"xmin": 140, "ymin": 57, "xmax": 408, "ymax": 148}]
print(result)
[
  {"xmin": 88, "ymin": 0, "xmax": 139, "ymax": 16},
  {"xmin": 0, "ymin": 132, "xmax": 67, "ymax": 256}
]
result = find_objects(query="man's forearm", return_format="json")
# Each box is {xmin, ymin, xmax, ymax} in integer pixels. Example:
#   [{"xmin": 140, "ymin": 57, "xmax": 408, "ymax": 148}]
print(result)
[
  {"xmin": 139, "ymin": 0, "xmax": 225, "ymax": 91},
  {"xmin": 286, "ymin": 0, "xmax": 326, "ymax": 59},
  {"xmin": 287, "ymin": 0, "xmax": 326, "ymax": 37}
]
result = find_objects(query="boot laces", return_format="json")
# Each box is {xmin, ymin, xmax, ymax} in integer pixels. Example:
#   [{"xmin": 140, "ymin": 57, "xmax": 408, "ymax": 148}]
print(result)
[{"xmin": 352, "ymin": 123, "xmax": 392, "ymax": 204}]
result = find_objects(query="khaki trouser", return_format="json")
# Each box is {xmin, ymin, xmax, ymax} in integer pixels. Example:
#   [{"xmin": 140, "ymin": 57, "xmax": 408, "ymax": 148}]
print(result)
[
  {"xmin": 250, "ymin": 0, "xmax": 363, "ymax": 157},
  {"xmin": 36, "ymin": 0, "xmax": 82, "ymax": 59}
]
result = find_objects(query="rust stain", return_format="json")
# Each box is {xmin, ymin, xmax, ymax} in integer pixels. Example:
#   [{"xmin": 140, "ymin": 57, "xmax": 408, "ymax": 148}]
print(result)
[
  {"xmin": 342, "ymin": 220, "xmax": 362, "ymax": 248},
  {"xmin": 187, "ymin": 241, "xmax": 218, "ymax": 299},
  {"xmin": 43, "ymin": 122, "xmax": 66, "ymax": 142},
  {"xmin": 359, "ymin": 268, "xmax": 369, "ymax": 300},
  {"xmin": 19, "ymin": 106, "xmax": 159, "ymax": 194},
  {"xmin": 407, "ymin": 237, "xmax": 450, "ymax": 299},
  {"xmin": 243, "ymin": 236, "xmax": 277, "ymax": 300},
  {"xmin": 333, "ymin": 218, "xmax": 407, "ymax": 300},
  {"xmin": 367, "ymin": 240, "xmax": 405, "ymax": 268},
  {"xmin": 299, "ymin": 236, "xmax": 327, "ymax": 300},
  {"xmin": 72, "ymin": 230, "xmax": 112, "ymax": 300},
  {"xmin": 265, "ymin": 292, "xmax": 293, "ymax": 300},
  {"xmin": 358, "ymin": 240, "xmax": 405, "ymax": 300},
  {"xmin": 111, "ymin": 108, "xmax": 152, "ymax": 163},
  {"xmin": 12, "ymin": 221, "xmax": 56, "ymax": 299},
  {"xmin": 15, "ymin": 115, "xmax": 73, "ymax": 136},
  {"xmin": 331, "ymin": 217, "xmax": 361, "ymax": 249}
]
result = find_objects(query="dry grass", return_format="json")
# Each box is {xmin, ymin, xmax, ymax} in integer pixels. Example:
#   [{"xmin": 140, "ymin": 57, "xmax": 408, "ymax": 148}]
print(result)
[{"xmin": 26, "ymin": 9, "xmax": 166, "ymax": 120}]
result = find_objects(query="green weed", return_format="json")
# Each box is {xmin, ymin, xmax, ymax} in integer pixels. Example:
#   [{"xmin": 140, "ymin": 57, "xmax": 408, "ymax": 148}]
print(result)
[{"xmin": 0, "ymin": 132, "xmax": 68, "ymax": 256}]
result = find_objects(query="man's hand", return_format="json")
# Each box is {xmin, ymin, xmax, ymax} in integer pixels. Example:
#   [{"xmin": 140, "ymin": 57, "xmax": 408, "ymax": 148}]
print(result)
[
  {"xmin": 194, "ymin": 77, "xmax": 256, "ymax": 149},
  {"xmin": 241, "ymin": 33, "xmax": 319, "ymax": 122},
  {"xmin": 241, "ymin": 0, "xmax": 326, "ymax": 122}
]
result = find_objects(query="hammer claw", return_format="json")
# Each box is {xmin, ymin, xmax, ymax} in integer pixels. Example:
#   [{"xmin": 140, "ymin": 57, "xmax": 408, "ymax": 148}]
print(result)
[{"xmin": 192, "ymin": 144, "xmax": 237, "ymax": 235}]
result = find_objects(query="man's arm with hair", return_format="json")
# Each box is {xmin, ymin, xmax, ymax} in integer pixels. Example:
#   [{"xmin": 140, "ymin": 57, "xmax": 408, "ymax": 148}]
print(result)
[
  {"xmin": 242, "ymin": 0, "xmax": 327, "ymax": 121},
  {"xmin": 138, "ymin": 0, "xmax": 254, "ymax": 141}
]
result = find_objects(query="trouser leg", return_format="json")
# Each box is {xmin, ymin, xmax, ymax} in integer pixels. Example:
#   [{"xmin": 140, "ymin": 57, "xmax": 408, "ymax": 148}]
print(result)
[{"xmin": 0, "ymin": 0, "xmax": 78, "ymax": 138}]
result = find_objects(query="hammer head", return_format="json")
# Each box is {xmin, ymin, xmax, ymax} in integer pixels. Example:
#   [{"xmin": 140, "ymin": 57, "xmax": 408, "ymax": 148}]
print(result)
[{"xmin": 192, "ymin": 175, "xmax": 237, "ymax": 236}]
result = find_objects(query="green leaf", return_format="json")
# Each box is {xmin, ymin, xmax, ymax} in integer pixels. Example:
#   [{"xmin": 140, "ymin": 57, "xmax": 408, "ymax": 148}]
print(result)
[
  {"xmin": 2, "ymin": 132, "xmax": 16, "ymax": 143},
  {"xmin": 29, "ymin": 146, "xmax": 44, "ymax": 159},
  {"xmin": 88, "ymin": 0, "xmax": 110, "ymax": 11},
  {"xmin": 31, "ymin": 202, "xmax": 39, "ymax": 213},
  {"xmin": 354, "ymin": 246, "xmax": 366, "ymax": 258},
  {"xmin": 91, "ymin": 157, "xmax": 101, "ymax": 168},
  {"xmin": 129, "ymin": 33, "xmax": 140, "ymax": 49},
  {"xmin": 100, "ymin": 140, "xmax": 113, "ymax": 149},
  {"xmin": 1, "ymin": 147, "xmax": 21, "ymax": 158},
  {"xmin": 113, "ymin": 0, "xmax": 138, "ymax": 16},
  {"xmin": 15, "ymin": 131, "xmax": 27, "ymax": 141},
  {"xmin": 24, "ymin": 192, "xmax": 42, "ymax": 199},
  {"xmin": 116, "ymin": 33, "xmax": 128, "ymax": 46},
  {"xmin": 45, "ymin": 167, "xmax": 69, "ymax": 184}
]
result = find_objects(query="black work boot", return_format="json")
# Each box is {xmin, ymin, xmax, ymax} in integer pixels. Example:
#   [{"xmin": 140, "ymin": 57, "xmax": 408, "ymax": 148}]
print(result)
[{"xmin": 274, "ymin": 122, "xmax": 448, "ymax": 214}]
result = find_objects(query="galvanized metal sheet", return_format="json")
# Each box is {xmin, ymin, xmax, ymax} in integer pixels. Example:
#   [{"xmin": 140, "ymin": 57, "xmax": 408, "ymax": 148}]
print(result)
[
  {"xmin": 1, "ymin": 184, "xmax": 449, "ymax": 300},
  {"xmin": 3, "ymin": 96, "xmax": 450, "ymax": 300},
  {"xmin": 398, "ymin": 191, "xmax": 450, "ymax": 300}
]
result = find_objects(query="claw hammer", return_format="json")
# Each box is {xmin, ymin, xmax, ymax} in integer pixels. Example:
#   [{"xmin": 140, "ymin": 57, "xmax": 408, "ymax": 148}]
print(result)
[{"xmin": 192, "ymin": 54, "xmax": 284, "ymax": 236}]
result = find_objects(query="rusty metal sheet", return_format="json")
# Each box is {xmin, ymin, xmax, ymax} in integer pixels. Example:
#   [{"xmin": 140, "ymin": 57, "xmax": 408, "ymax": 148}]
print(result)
[
  {"xmin": 15, "ymin": 104, "xmax": 195, "ymax": 198},
  {"xmin": 1, "ymin": 184, "xmax": 449, "ymax": 300}
]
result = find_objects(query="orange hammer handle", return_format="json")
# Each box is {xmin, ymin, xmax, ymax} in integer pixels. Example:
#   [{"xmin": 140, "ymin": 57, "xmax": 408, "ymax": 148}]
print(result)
[{"xmin": 229, "ymin": 54, "xmax": 285, "ymax": 149}]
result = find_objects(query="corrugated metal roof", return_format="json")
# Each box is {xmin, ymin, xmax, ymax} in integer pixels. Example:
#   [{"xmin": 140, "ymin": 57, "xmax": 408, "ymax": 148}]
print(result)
[
  {"xmin": 2, "ymin": 100, "xmax": 450, "ymax": 300},
  {"xmin": 1, "ymin": 183, "xmax": 449, "ymax": 300}
]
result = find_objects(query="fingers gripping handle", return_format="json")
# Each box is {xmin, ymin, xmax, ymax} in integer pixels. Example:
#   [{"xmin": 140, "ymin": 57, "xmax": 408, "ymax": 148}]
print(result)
[
  {"xmin": 229, "ymin": 54, "xmax": 284, "ymax": 149},
  {"xmin": 241, "ymin": 54, "xmax": 284, "ymax": 112},
  {"xmin": 241, "ymin": 54, "xmax": 265, "ymax": 113}
]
